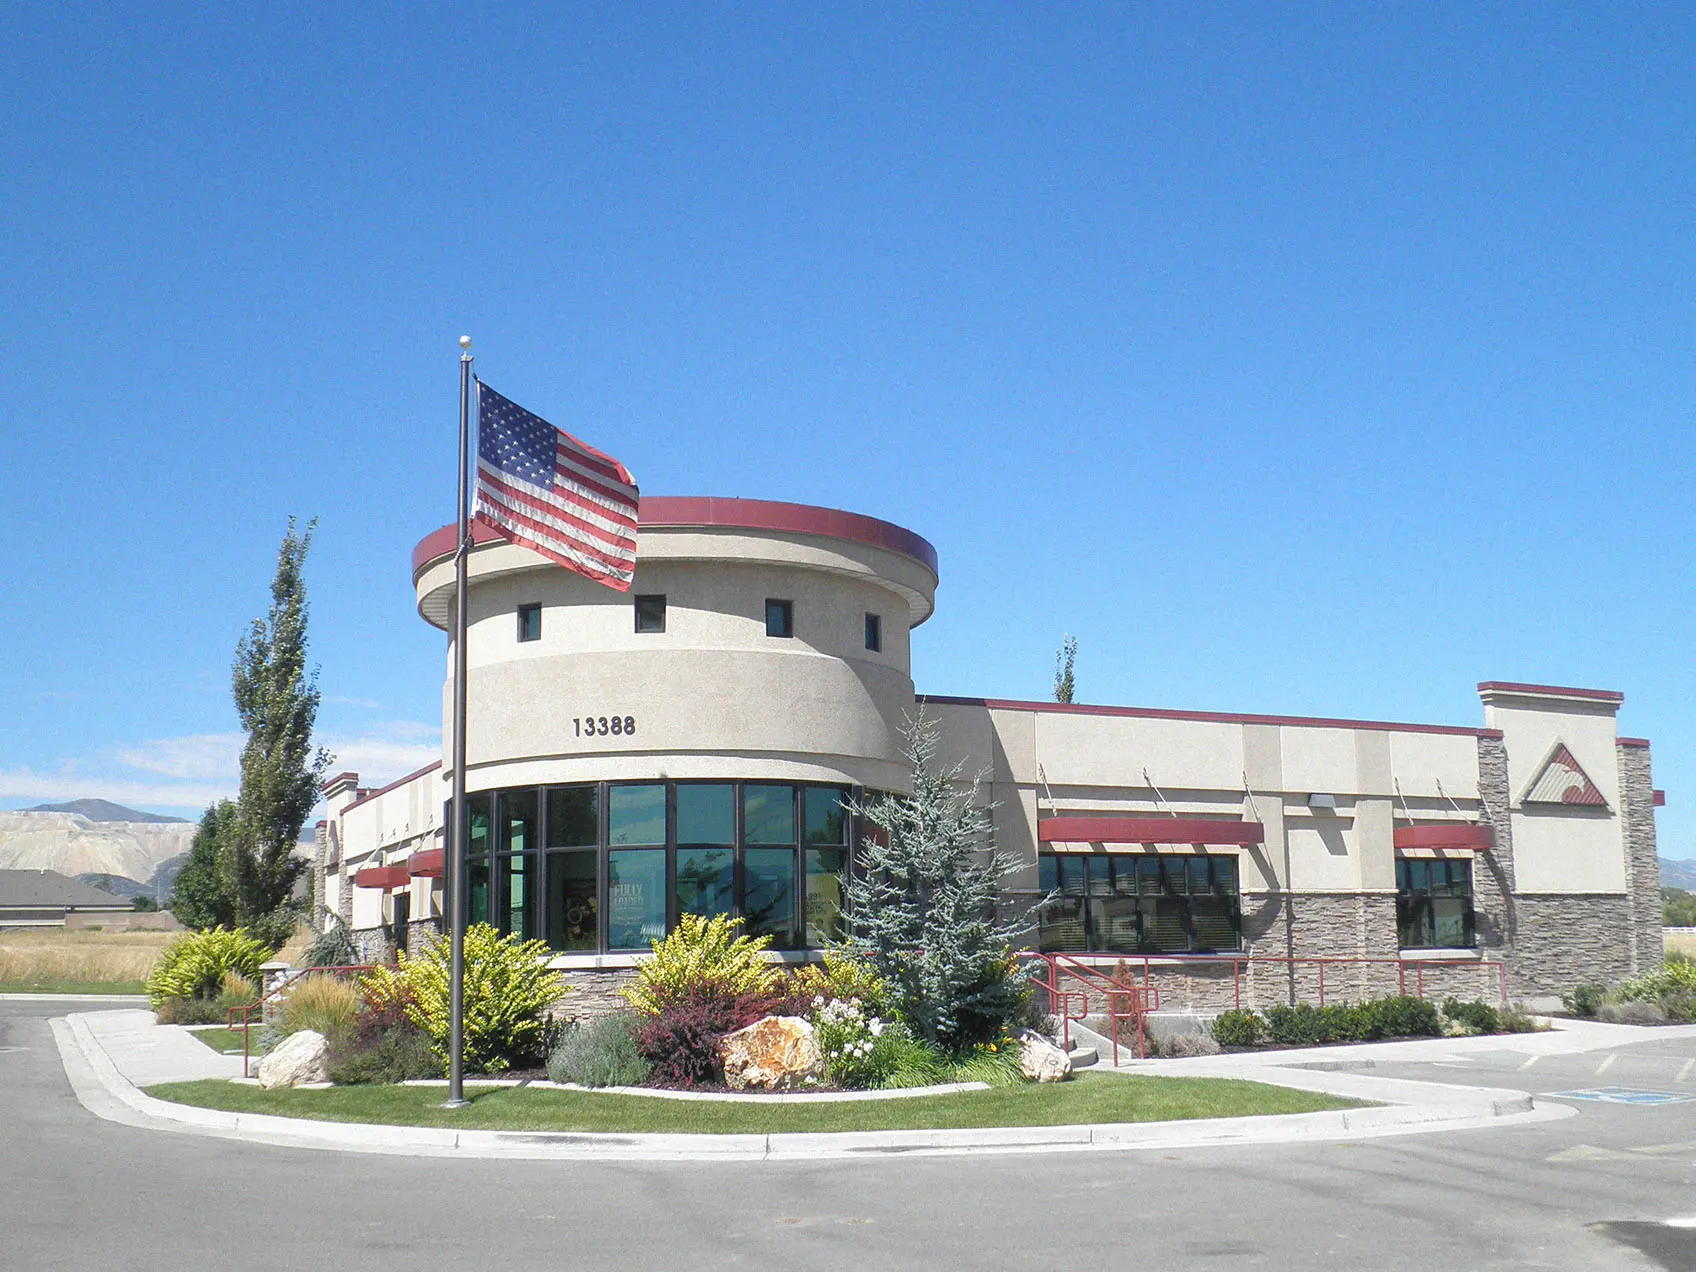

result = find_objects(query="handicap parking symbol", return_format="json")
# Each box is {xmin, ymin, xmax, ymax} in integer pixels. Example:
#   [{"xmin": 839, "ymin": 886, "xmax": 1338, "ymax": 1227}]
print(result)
[{"xmin": 1544, "ymin": 1087, "xmax": 1695, "ymax": 1106}]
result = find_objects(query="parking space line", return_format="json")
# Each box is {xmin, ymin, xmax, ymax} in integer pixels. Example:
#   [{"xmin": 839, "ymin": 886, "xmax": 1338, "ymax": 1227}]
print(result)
[
  {"xmin": 1677, "ymin": 1059, "xmax": 1694, "ymax": 1084},
  {"xmin": 1595, "ymin": 1055, "xmax": 1618, "ymax": 1077},
  {"xmin": 1518, "ymin": 1055, "xmax": 1540, "ymax": 1071}
]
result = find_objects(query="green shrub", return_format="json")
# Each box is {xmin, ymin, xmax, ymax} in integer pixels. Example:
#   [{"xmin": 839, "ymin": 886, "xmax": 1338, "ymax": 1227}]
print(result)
[
  {"xmin": 1364, "ymin": 995, "xmax": 1442, "ymax": 1038},
  {"xmin": 789, "ymin": 950, "xmax": 895, "ymax": 1018},
  {"xmin": 1562, "ymin": 983, "xmax": 1606, "ymax": 1018},
  {"xmin": 361, "ymin": 923, "xmax": 564, "ymax": 1073},
  {"xmin": 1212, "ymin": 1009, "xmax": 1263, "ymax": 1048},
  {"xmin": 623, "ymin": 914, "xmax": 779, "ymax": 1017},
  {"xmin": 1498, "ymin": 1005, "xmax": 1546, "ymax": 1033},
  {"xmin": 1153, "ymin": 1030, "xmax": 1222, "ymax": 1058},
  {"xmin": 1261, "ymin": 996, "xmax": 1440, "ymax": 1046},
  {"xmin": 872, "ymin": 1027, "xmax": 951, "ymax": 1089},
  {"xmin": 1441, "ymin": 999, "xmax": 1501, "ymax": 1035},
  {"xmin": 326, "ymin": 1018, "xmax": 440, "ymax": 1085},
  {"xmin": 1660, "ymin": 992, "xmax": 1696, "ymax": 1023},
  {"xmin": 1599, "ymin": 999, "xmax": 1668, "ymax": 1025},
  {"xmin": 146, "ymin": 927, "xmax": 273, "ymax": 1009},
  {"xmin": 948, "ymin": 1037, "xmax": 1027, "ymax": 1087},
  {"xmin": 1616, "ymin": 962, "xmax": 1696, "ymax": 1003},
  {"xmin": 547, "ymin": 1013, "xmax": 651, "ymax": 1088}
]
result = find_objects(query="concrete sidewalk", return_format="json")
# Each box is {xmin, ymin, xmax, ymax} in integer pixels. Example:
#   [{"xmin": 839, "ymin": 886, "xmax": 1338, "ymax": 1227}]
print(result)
[
  {"xmin": 49, "ymin": 1007, "xmax": 1574, "ymax": 1161},
  {"xmin": 1100, "ymin": 1017, "xmax": 1696, "ymax": 1079}
]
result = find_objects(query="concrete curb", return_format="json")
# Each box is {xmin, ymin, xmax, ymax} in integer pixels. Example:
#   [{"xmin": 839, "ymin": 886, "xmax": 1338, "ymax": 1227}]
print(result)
[
  {"xmin": 51, "ymin": 1008, "xmax": 1573, "ymax": 1161},
  {"xmin": 0, "ymin": 993, "xmax": 148, "ymax": 1003}
]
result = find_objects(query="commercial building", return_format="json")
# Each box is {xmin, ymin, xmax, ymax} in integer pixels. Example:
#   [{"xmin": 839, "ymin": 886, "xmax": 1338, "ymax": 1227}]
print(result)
[{"xmin": 317, "ymin": 497, "xmax": 1662, "ymax": 1014}]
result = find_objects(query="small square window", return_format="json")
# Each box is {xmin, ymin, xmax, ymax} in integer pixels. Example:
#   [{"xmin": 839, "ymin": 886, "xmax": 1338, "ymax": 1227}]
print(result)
[
  {"xmin": 765, "ymin": 599, "xmax": 793, "ymax": 638},
  {"xmin": 634, "ymin": 594, "xmax": 666, "ymax": 634},
  {"xmin": 864, "ymin": 612, "xmax": 882, "ymax": 652},
  {"xmin": 516, "ymin": 603, "xmax": 541, "ymax": 642}
]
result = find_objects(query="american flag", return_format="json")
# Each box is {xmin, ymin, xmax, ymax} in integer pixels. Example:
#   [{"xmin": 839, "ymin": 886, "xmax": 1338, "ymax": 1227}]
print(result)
[{"xmin": 473, "ymin": 380, "xmax": 640, "ymax": 591}]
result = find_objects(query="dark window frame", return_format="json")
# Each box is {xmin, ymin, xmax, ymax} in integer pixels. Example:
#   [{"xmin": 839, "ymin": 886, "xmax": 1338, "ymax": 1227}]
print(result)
[
  {"xmin": 634, "ymin": 594, "xmax": 666, "ymax": 634},
  {"xmin": 765, "ymin": 598, "xmax": 793, "ymax": 638},
  {"xmin": 864, "ymin": 612, "xmax": 882, "ymax": 653},
  {"xmin": 516, "ymin": 603, "xmax": 542, "ymax": 643}
]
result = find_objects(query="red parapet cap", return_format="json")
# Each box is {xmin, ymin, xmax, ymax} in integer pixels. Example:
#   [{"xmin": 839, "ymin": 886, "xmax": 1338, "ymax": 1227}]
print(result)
[
  {"xmin": 1393, "ymin": 824, "xmax": 1495, "ymax": 851},
  {"xmin": 1477, "ymin": 681, "xmax": 1624, "ymax": 704},
  {"xmin": 412, "ymin": 496, "xmax": 939, "ymax": 578},
  {"xmin": 1618, "ymin": 737, "xmax": 1652, "ymax": 749},
  {"xmin": 1038, "ymin": 817, "xmax": 1265, "ymax": 846},
  {"xmin": 1654, "ymin": 789, "xmax": 1666, "ymax": 807}
]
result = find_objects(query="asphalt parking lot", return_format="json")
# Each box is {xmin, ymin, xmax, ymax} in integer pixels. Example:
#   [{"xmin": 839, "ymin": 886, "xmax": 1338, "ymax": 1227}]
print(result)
[{"xmin": 7, "ymin": 999, "xmax": 1696, "ymax": 1271}]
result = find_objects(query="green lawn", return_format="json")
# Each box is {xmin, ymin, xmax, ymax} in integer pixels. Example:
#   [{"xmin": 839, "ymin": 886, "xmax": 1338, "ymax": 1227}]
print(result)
[
  {"xmin": 186, "ymin": 1027, "xmax": 257, "ymax": 1055},
  {"xmin": 146, "ymin": 1071, "xmax": 1357, "ymax": 1134},
  {"xmin": 0, "ymin": 981, "xmax": 147, "ymax": 995}
]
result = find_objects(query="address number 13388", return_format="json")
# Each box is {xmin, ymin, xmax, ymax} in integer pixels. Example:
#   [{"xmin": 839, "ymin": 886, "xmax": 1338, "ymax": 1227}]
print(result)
[{"xmin": 574, "ymin": 716, "xmax": 635, "ymax": 738}]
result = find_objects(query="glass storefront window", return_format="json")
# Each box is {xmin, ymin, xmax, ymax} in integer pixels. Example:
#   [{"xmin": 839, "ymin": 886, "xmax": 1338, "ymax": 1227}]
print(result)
[
  {"xmin": 805, "ymin": 847, "xmax": 847, "ymax": 945},
  {"xmin": 1037, "ymin": 852, "xmax": 1241, "ymax": 954},
  {"xmin": 546, "ymin": 786, "xmax": 597, "ymax": 848},
  {"xmin": 545, "ymin": 849, "xmax": 597, "ymax": 951},
  {"xmin": 1396, "ymin": 857, "xmax": 1475, "ymax": 949},
  {"xmin": 607, "ymin": 848, "xmax": 666, "ymax": 949},
  {"xmin": 676, "ymin": 784, "xmax": 734, "ymax": 845},
  {"xmin": 804, "ymin": 787, "xmax": 849, "ymax": 845},
  {"xmin": 465, "ymin": 855, "xmax": 489, "ymax": 929},
  {"xmin": 501, "ymin": 789, "xmax": 538, "ymax": 854},
  {"xmin": 496, "ymin": 851, "xmax": 536, "ymax": 939},
  {"xmin": 467, "ymin": 793, "xmax": 491, "ymax": 856},
  {"xmin": 743, "ymin": 785, "xmax": 795, "ymax": 845},
  {"xmin": 744, "ymin": 846, "xmax": 797, "ymax": 947},
  {"xmin": 676, "ymin": 847, "xmax": 734, "ymax": 920},
  {"xmin": 609, "ymin": 785, "xmax": 666, "ymax": 846}
]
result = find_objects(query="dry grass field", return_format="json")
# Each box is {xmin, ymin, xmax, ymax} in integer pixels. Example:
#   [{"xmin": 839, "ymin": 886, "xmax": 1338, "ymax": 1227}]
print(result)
[
  {"xmin": 0, "ymin": 928, "xmax": 176, "ymax": 991},
  {"xmin": 1665, "ymin": 930, "xmax": 1696, "ymax": 961}
]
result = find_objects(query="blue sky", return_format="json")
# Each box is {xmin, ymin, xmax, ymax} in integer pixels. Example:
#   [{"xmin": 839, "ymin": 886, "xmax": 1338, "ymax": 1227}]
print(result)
[{"xmin": 3, "ymin": 5, "xmax": 1692, "ymax": 853}]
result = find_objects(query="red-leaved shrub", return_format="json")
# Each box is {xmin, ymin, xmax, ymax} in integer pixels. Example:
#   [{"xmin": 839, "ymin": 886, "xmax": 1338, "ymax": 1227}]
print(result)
[{"xmin": 634, "ymin": 987, "xmax": 786, "ymax": 1088}]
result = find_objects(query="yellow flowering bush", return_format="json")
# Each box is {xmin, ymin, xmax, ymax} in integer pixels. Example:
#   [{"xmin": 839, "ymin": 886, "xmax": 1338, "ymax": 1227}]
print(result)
[
  {"xmin": 361, "ymin": 924, "xmax": 564, "ymax": 1073},
  {"xmin": 145, "ymin": 927, "xmax": 272, "ymax": 1007},
  {"xmin": 622, "ymin": 914, "xmax": 779, "ymax": 1016}
]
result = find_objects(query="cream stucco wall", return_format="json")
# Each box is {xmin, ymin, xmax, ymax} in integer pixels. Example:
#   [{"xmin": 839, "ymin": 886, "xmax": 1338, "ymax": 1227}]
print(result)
[{"xmin": 1483, "ymin": 686, "xmax": 1628, "ymax": 894}]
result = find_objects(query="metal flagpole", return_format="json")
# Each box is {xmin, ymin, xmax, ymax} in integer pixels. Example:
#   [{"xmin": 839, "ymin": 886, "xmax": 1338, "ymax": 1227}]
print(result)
[{"xmin": 444, "ymin": 334, "xmax": 473, "ymax": 1109}]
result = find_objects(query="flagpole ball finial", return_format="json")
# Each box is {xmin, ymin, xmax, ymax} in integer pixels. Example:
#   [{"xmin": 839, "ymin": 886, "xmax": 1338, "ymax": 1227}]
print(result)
[{"xmin": 459, "ymin": 335, "xmax": 472, "ymax": 350}]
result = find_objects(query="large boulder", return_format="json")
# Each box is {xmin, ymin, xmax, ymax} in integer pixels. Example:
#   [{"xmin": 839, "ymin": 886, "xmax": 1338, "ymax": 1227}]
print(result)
[
  {"xmin": 257, "ymin": 1029, "xmax": 331, "ymax": 1089},
  {"xmin": 1011, "ymin": 1027, "xmax": 1072, "ymax": 1083},
  {"xmin": 717, "ymin": 1016, "xmax": 825, "ymax": 1091}
]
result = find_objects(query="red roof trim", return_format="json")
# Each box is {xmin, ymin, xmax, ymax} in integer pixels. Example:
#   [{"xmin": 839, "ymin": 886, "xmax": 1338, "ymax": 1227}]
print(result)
[
  {"xmin": 1653, "ymin": 789, "xmax": 1666, "ymax": 807},
  {"xmin": 1393, "ymin": 824, "xmax": 1495, "ymax": 851},
  {"xmin": 921, "ymin": 695, "xmax": 1502, "ymax": 740},
  {"xmin": 1477, "ymin": 681, "xmax": 1624, "ymax": 703},
  {"xmin": 342, "ymin": 761, "xmax": 444, "ymax": 814},
  {"xmin": 352, "ymin": 865, "xmax": 412, "ymax": 890},
  {"xmin": 412, "ymin": 496, "xmax": 938, "ymax": 578},
  {"xmin": 1038, "ymin": 817, "xmax": 1266, "ymax": 846},
  {"xmin": 1618, "ymin": 737, "xmax": 1651, "ymax": 749}
]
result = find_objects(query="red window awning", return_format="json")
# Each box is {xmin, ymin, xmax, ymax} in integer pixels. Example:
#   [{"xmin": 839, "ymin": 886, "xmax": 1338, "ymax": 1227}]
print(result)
[
  {"xmin": 1392, "ymin": 824, "xmax": 1495, "ymax": 851},
  {"xmin": 408, "ymin": 849, "xmax": 445, "ymax": 878},
  {"xmin": 353, "ymin": 864, "xmax": 412, "ymax": 890},
  {"xmin": 1038, "ymin": 817, "xmax": 1265, "ymax": 846}
]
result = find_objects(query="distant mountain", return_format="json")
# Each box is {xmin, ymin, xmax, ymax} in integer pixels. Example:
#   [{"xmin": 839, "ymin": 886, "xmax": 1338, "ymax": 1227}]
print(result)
[
  {"xmin": 0, "ymin": 809, "xmax": 197, "ymax": 883},
  {"xmin": 24, "ymin": 799, "xmax": 189, "ymax": 824},
  {"xmin": 1660, "ymin": 858, "xmax": 1696, "ymax": 891},
  {"xmin": 77, "ymin": 872, "xmax": 152, "ymax": 901}
]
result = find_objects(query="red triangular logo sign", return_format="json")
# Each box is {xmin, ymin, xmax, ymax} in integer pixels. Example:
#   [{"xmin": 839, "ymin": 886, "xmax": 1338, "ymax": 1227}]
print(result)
[{"xmin": 1522, "ymin": 743, "xmax": 1606, "ymax": 807}]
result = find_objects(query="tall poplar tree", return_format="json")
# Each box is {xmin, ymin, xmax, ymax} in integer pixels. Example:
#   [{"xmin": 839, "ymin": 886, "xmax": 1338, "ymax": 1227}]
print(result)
[{"xmin": 227, "ymin": 517, "xmax": 333, "ymax": 948}]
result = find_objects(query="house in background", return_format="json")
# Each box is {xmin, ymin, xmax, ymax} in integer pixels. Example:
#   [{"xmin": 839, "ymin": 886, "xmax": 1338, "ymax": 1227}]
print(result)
[{"xmin": 0, "ymin": 870, "xmax": 136, "ymax": 928}]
